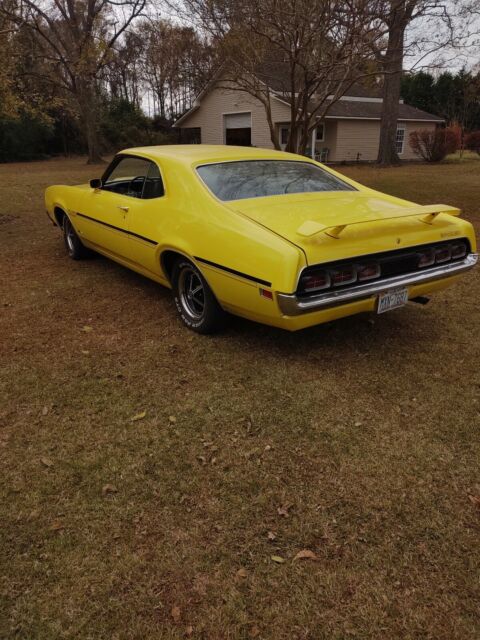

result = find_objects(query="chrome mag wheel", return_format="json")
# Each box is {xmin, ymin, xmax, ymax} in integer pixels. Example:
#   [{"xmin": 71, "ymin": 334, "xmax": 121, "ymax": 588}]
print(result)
[
  {"xmin": 178, "ymin": 266, "xmax": 205, "ymax": 320},
  {"xmin": 65, "ymin": 218, "xmax": 76, "ymax": 254}
]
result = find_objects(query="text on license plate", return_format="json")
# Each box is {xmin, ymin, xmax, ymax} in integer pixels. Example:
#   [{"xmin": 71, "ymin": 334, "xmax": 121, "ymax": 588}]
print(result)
[{"xmin": 377, "ymin": 287, "xmax": 409, "ymax": 314}]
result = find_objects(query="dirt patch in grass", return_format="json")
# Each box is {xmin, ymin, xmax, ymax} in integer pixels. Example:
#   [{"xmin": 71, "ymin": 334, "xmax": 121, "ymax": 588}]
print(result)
[{"xmin": 1, "ymin": 156, "xmax": 479, "ymax": 639}]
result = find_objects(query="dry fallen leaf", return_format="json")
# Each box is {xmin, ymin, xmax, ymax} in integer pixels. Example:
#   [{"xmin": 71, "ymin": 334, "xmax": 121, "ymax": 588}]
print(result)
[
  {"xmin": 267, "ymin": 531, "xmax": 277, "ymax": 541},
  {"xmin": 102, "ymin": 484, "xmax": 118, "ymax": 495},
  {"xmin": 271, "ymin": 555, "xmax": 285, "ymax": 564},
  {"xmin": 168, "ymin": 415, "xmax": 177, "ymax": 423},
  {"xmin": 81, "ymin": 325, "xmax": 93, "ymax": 332},
  {"xmin": 50, "ymin": 520, "xmax": 64, "ymax": 531},
  {"xmin": 171, "ymin": 605, "xmax": 181, "ymax": 623},
  {"xmin": 468, "ymin": 494, "xmax": 480, "ymax": 508},
  {"xmin": 249, "ymin": 626, "xmax": 261, "ymax": 638},
  {"xmin": 41, "ymin": 406, "xmax": 49, "ymax": 416},
  {"xmin": 40, "ymin": 456, "xmax": 54, "ymax": 468},
  {"xmin": 277, "ymin": 503, "xmax": 293, "ymax": 518},
  {"xmin": 131, "ymin": 410, "xmax": 146, "ymax": 422},
  {"xmin": 293, "ymin": 549, "xmax": 318, "ymax": 562},
  {"xmin": 236, "ymin": 567, "xmax": 248, "ymax": 579},
  {"xmin": 185, "ymin": 626, "xmax": 194, "ymax": 637}
]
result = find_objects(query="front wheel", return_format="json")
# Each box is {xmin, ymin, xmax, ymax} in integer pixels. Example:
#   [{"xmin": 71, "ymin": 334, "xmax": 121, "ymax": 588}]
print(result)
[
  {"xmin": 63, "ymin": 215, "xmax": 90, "ymax": 260},
  {"xmin": 172, "ymin": 259, "xmax": 228, "ymax": 334}
]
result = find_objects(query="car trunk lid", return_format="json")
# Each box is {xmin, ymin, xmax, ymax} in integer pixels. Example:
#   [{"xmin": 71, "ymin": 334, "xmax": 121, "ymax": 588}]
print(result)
[{"xmin": 228, "ymin": 191, "xmax": 461, "ymax": 265}]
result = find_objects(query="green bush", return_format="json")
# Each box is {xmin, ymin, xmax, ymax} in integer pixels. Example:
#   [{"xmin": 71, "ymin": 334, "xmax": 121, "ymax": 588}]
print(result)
[
  {"xmin": 101, "ymin": 98, "xmax": 176, "ymax": 150},
  {"xmin": 0, "ymin": 114, "xmax": 54, "ymax": 162}
]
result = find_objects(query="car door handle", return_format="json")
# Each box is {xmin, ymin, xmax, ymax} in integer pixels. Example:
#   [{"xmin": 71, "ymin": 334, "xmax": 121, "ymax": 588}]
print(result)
[{"xmin": 118, "ymin": 205, "xmax": 129, "ymax": 212}]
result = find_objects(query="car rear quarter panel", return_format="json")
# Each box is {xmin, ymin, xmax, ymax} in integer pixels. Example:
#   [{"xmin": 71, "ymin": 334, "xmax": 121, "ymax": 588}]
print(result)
[{"xmin": 149, "ymin": 159, "xmax": 306, "ymax": 299}]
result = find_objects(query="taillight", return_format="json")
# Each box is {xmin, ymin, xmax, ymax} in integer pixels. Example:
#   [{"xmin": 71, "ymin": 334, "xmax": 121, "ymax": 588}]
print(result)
[
  {"xmin": 330, "ymin": 265, "xmax": 357, "ymax": 287},
  {"xmin": 300, "ymin": 270, "xmax": 330, "ymax": 293},
  {"xmin": 435, "ymin": 246, "xmax": 452, "ymax": 263},
  {"xmin": 356, "ymin": 263, "xmax": 380, "ymax": 282},
  {"xmin": 451, "ymin": 242, "xmax": 467, "ymax": 260},
  {"xmin": 298, "ymin": 239, "xmax": 469, "ymax": 296},
  {"xmin": 418, "ymin": 248, "xmax": 435, "ymax": 267}
]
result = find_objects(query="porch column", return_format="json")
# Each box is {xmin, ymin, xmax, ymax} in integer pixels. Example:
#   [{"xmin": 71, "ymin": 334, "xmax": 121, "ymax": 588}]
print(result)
[{"xmin": 311, "ymin": 127, "xmax": 316, "ymax": 159}]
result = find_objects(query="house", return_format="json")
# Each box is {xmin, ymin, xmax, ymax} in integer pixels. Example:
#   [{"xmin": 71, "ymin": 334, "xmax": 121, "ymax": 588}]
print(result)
[{"xmin": 174, "ymin": 70, "xmax": 444, "ymax": 162}]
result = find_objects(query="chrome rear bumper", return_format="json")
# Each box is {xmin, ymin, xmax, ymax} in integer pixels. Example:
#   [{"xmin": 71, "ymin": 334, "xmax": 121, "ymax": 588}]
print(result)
[{"xmin": 277, "ymin": 253, "xmax": 478, "ymax": 316}]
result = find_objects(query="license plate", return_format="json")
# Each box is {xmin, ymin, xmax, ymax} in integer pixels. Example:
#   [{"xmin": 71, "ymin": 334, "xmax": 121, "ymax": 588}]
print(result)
[{"xmin": 377, "ymin": 287, "xmax": 409, "ymax": 314}]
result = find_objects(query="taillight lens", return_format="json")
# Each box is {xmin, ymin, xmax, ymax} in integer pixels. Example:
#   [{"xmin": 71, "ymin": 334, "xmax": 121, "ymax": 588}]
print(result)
[
  {"xmin": 418, "ymin": 248, "xmax": 435, "ymax": 267},
  {"xmin": 300, "ymin": 270, "xmax": 330, "ymax": 293},
  {"xmin": 435, "ymin": 246, "xmax": 452, "ymax": 263},
  {"xmin": 356, "ymin": 263, "xmax": 380, "ymax": 282},
  {"xmin": 330, "ymin": 265, "xmax": 357, "ymax": 287},
  {"xmin": 451, "ymin": 242, "xmax": 467, "ymax": 259}
]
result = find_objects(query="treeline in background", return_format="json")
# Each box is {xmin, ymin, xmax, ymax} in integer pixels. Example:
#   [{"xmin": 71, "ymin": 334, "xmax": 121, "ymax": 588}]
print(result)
[
  {"xmin": 1, "ymin": 0, "xmax": 480, "ymax": 164},
  {"xmin": 0, "ymin": 4, "xmax": 214, "ymax": 163}
]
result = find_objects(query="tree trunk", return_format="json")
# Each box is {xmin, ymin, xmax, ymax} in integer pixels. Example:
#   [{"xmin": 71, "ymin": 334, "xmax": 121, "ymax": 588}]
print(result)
[
  {"xmin": 264, "ymin": 93, "xmax": 280, "ymax": 150},
  {"xmin": 377, "ymin": 3, "xmax": 408, "ymax": 166},
  {"xmin": 267, "ymin": 111, "xmax": 281, "ymax": 149},
  {"xmin": 77, "ymin": 81, "xmax": 104, "ymax": 164}
]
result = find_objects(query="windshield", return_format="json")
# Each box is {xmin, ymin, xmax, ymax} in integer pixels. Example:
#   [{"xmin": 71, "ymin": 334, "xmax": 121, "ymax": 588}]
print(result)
[{"xmin": 197, "ymin": 160, "xmax": 356, "ymax": 201}]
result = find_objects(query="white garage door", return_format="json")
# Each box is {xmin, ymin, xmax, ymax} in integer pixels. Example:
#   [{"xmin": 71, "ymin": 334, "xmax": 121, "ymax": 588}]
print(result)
[{"xmin": 224, "ymin": 112, "xmax": 251, "ymax": 129}]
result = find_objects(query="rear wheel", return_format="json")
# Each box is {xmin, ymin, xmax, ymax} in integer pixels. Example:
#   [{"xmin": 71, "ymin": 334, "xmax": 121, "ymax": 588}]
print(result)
[
  {"xmin": 63, "ymin": 215, "xmax": 90, "ymax": 260},
  {"xmin": 172, "ymin": 259, "xmax": 228, "ymax": 334}
]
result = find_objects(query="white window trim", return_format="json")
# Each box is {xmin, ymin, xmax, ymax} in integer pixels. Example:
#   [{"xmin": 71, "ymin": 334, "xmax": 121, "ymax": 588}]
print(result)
[
  {"xmin": 396, "ymin": 124, "xmax": 406, "ymax": 155},
  {"xmin": 279, "ymin": 125, "xmax": 290, "ymax": 149}
]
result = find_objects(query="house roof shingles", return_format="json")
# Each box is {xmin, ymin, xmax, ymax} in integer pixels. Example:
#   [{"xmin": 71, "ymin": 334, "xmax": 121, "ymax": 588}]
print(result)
[{"xmin": 310, "ymin": 99, "xmax": 444, "ymax": 122}]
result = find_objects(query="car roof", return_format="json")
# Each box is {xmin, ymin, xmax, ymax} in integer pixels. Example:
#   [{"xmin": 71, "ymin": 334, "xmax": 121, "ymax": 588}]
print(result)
[{"xmin": 120, "ymin": 144, "xmax": 305, "ymax": 165}]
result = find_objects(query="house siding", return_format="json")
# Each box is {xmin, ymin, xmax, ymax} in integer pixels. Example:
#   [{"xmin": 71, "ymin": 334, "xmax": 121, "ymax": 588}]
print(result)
[
  {"xmin": 177, "ymin": 82, "xmax": 290, "ymax": 149},
  {"xmin": 331, "ymin": 119, "xmax": 437, "ymax": 162},
  {"xmin": 316, "ymin": 120, "xmax": 337, "ymax": 161},
  {"xmin": 178, "ymin": 80, "xmax": 439, "ymax": 162}
]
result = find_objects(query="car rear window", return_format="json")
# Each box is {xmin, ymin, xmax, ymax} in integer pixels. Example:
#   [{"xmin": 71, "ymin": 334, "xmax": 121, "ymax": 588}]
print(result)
[{"xmin": 196, "ymin": 160, "xmax": 356, "ymax": 201}]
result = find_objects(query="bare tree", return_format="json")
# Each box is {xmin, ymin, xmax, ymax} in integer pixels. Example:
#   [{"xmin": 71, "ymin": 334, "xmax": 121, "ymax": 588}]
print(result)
[
  {"xmin": 139, "ymin": 19, "xmax": 214, "ymax": 120},
  {"xmin": 106, "ymin": 29, "xmax": 145, "ymax": 106},
  {"xmin": 376, "ymin": 1, "xmax": 416, "ymax": 165},
  {"xmin": 1, "ymin": 0, "xmax": 146, "ymax": 163},
  {"xmin": 375, "ymin": 0, "xmax": 477, "ymax": 165},
  {"xmin": 173, "ymin": 0, "xmax": 387, "ymax": 154},
  {"xmin": 0, "ymin": 1, "xmax": 23, "ymax": 119}
]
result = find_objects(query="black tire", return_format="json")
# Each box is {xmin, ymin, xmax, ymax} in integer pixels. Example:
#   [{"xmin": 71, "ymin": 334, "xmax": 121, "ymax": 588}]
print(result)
[
  {"xmin": 63, "ymin": 215, "xmax": 90, "ymax": 260},
  {"xmin": 171, "ymin": 259, "xmax": 228, "ymax": 334}
]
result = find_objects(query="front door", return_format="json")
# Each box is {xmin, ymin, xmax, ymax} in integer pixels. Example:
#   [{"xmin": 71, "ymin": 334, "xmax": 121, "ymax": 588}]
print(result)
[
  {"xmin": 77, "ymin": 155, "xmax": 152, "ymax": 261},
  {"xmin": 279, "ymin": 126, "xmax": 289, "ymax": 151},
  {"xmin": 126, "ymin": 160, "xmax": 167, "ymax": 276}
]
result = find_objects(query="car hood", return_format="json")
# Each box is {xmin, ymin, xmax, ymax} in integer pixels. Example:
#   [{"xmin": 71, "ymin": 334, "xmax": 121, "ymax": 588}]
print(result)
[{"xmin": 227, "ymin": 190, "xmax": 459, "ymax": 265}]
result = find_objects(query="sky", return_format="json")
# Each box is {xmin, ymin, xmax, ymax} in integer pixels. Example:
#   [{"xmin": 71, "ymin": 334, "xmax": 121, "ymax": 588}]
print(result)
[{"xmin": 405, "ymin": 3, "xmax": 480, "ymax": 73}]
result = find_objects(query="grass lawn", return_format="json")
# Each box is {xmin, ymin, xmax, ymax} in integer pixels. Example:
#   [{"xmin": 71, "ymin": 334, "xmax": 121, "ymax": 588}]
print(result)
[{"xmin": 1, "ymin": 156, "xmax": 479, "ymax": 640}]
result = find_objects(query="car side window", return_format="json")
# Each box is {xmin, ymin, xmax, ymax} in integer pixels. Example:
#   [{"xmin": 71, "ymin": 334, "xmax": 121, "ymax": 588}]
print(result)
[
  {"xmin": 102, "ymin": 156, "xmax": 164, "ymax": 200},
  {"xmin": 102, "ymin": 156, "xmax": 150, "ymax": 198},
  {"xmin": 142, "ymin": 161, "xmax": 165, "ymax": 199}
]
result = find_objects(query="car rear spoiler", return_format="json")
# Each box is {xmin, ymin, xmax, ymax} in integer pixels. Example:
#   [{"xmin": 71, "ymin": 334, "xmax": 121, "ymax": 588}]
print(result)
[{"xmin": 296, "ymin": 204, "xmax": 461, "ymax": 239}]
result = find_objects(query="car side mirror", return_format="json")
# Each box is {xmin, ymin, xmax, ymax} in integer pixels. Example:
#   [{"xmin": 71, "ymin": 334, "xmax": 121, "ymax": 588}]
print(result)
[{"xmin": 90, "ymin": 178, "xmax": 102, "ymax": 189}]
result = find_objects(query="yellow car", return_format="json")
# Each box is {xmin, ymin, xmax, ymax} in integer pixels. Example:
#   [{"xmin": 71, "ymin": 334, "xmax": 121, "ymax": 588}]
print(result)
[{"xmin": 45, "ymin": 145, "xmax": 477, "ymax": 333}]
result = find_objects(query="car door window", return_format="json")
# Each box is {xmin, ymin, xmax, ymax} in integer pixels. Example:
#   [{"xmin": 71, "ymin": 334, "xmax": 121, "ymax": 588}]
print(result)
[{"xmin": 102, "ymin": 156, "xmax": 151, "ymax": 198}]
